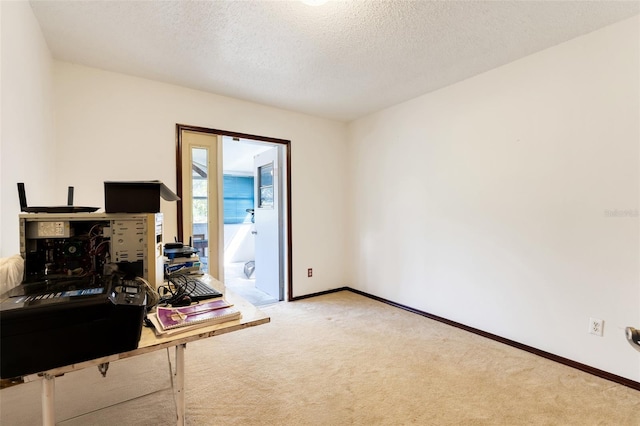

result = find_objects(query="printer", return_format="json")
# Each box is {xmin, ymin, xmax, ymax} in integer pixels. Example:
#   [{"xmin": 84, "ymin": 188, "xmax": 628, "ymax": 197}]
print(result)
[{"xmin": 0, "ymin": 274, "xmax": 146, "ymax": 379}]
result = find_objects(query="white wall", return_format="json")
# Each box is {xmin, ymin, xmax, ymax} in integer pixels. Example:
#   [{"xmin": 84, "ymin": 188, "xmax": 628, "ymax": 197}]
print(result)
[
  {"xmin": 0, "ymin": 1, "xmax": 56, "ymax": 257},
  {"xmin": 52, "ymin": 62, "xmax": 348, "ymax": 297},
  {"xmin": 347, "ymin": 16, "xmax": 640, "ymax": 381}
]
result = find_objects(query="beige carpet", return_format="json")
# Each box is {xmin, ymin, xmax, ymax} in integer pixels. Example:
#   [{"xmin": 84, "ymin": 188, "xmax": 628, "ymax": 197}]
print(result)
[{"xmin": 1, "ymin": 291, "xmax": 638, "ymax": 425}]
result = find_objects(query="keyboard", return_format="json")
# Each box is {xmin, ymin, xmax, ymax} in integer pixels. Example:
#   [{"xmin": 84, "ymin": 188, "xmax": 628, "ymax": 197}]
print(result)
[{"xmin": 187, "ymin": 279, "xmax": 223, "ymax": 301}]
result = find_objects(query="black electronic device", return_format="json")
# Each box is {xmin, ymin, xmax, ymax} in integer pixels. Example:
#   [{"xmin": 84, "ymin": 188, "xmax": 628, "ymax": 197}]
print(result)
[
  {"xmin": 17, "ymin": 182, "xmax": 98, "ymax": 213},
  {"xmin": 0, "ymin": 275, "xmax": 146, "ymax": 379},
  {"xmin": 104, "ymin": 180, "xmax": 179, "ymax": 213},
  {"xmin": 164, "ymin": 242, "xmax": 184, "ymax": 250},
  {"xmin": 164, "ymin": 245, "xmax": 198, "ymax": 259},
  {"xmin": 160, "ymin": 275, "xmax": 222, "ymax": 306},
  {"xmin": 187, "ymin": 279, "xmax": 222, "ymax": 301}
]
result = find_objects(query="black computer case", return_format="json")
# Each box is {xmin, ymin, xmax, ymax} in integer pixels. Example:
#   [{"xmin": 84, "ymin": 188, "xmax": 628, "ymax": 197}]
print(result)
[{"xmin": 0, "ymin": 276, "xmax": 146, "ymax": 379}]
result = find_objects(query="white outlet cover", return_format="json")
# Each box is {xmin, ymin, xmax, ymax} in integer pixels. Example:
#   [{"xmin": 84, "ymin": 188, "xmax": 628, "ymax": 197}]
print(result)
[{"xmin": 589, "ymin": 318, "xmax": 604, "ymax": 336}]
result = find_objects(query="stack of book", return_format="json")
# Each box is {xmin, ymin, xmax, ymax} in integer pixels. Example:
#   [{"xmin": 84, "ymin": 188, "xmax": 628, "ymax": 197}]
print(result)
[
  {"xmin": 147, "ymin": 299, "xmax": 241, "ymax": 336},
  {"xmin": 164, "ymin": 254, "xmax": 202, "ymax": 276},
  {"xmin": 164, "ymin": 243, "xmax": 202, "ymax": 276}
]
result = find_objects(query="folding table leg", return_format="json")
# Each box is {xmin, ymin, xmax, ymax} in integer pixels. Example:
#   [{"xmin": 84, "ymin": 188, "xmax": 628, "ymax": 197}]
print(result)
[
  {"xmin": 166, "ymin": 347, "xmax": 174, "ymax": 389},
  {"xmin": 175, "ymin": 344, "xmax": 186, "ymax": 426},
  {"xmin": 42, "ymin": 373, "xmax": 55, "ymax": 426}
]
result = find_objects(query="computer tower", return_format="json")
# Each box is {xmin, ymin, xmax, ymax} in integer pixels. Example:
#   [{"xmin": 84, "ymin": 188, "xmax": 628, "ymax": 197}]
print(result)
[{"xmin": 19, "ymin": 213, "xmax": 164, "ymax": 289}]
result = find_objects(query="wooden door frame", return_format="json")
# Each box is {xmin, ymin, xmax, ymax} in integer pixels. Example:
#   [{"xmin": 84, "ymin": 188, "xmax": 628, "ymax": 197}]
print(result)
[{"xmin": 175, "ymin": 123, "xmax": 293, "ymax": 301}]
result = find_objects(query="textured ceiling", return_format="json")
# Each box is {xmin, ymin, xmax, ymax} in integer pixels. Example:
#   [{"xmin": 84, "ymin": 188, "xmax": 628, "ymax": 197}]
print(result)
[{"xmin": 30, "ymin": 1, "xmax": 639, "ymax": 122}]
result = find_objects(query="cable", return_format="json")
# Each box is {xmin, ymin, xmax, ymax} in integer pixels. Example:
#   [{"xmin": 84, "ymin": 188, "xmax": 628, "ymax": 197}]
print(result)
[
  {"xmin": 134, "ymin": 276, "xmax": 160, "ymax": 309},
  {"xmin": 158, "ymin": 273, "xmax": 200, "ymax": 306}
]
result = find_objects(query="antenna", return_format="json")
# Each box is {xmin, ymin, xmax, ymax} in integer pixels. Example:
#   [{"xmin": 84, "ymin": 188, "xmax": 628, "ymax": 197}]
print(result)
[
  {"xmin": 17, "ymin": 183, "xmax": 28, "ymax": 212},
  {"xmin": 67, "ymin": 187, "xmax": 74, "ymax": 206}
]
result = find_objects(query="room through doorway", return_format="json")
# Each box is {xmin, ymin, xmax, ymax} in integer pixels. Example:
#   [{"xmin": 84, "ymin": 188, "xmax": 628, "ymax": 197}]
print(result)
[
  {"xmin": 222, "ymin": 136, "xmax": 286, "ymax": 306},
  {"xmin": 176, "ymin": 125, "xmax": 291, "ymax": 307}
]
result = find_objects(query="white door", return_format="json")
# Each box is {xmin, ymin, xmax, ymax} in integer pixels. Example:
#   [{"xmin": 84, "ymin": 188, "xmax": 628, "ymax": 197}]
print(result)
[{"xmin": 253, "ymin": 147, "xmax": 282, "ymax": 299}]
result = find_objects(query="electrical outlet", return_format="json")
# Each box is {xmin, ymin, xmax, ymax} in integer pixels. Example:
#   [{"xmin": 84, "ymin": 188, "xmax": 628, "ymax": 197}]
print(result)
[
  {"xmin": 589, "ymin": 317, "xmax": 604, "ymax": 336},
  {"xmin": 307, "ymin": 268, "xmax": 313, "ymax": 277}
]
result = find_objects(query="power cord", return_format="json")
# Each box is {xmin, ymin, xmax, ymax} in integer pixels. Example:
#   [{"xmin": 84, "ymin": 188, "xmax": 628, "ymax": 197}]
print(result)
[
  {"xmin": 157, "ymin": 274, "xmax": 199, "ymax": 306},
  {"xmin": 134, "ymin": 276, "xmax": 159, "ymax": 310}
]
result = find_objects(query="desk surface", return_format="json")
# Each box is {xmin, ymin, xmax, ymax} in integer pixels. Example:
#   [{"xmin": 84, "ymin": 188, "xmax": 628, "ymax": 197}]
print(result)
[{"xmin": 33, "ymin": 276, "xmax": 270, "ymax": 378}]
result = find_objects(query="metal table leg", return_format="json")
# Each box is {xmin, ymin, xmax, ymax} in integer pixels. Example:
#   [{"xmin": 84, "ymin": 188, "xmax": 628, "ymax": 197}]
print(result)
[
  {"xmin": 175, "ymin": 344, "xmax": 186, "ymax": 426},
  {"xmin": 42, "ymin": 373, "xmax": 55, "ymax": 426}
]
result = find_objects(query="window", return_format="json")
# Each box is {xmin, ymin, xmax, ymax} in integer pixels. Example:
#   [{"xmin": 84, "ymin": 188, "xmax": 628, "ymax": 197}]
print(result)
[
  {"xmin": 192, "ymin": 148, "xmax": 209, "ymax": 226},
  {"xmin": 223, "ymin": 175, "xmax": 254, "ymax": 224},
  {"xmin": 258, "ymin": 163, "xmax": 274, "ymax": 208}
]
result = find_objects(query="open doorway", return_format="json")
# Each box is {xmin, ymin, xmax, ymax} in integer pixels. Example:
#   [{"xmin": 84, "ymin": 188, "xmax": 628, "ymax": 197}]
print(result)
[
  {"xmin": 222, "ymin": 137, "xmax": 285, "ymax": 306},
  {"xmin": 175, "ymin": 124, "xmax": 290, "ymax": 307}
]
